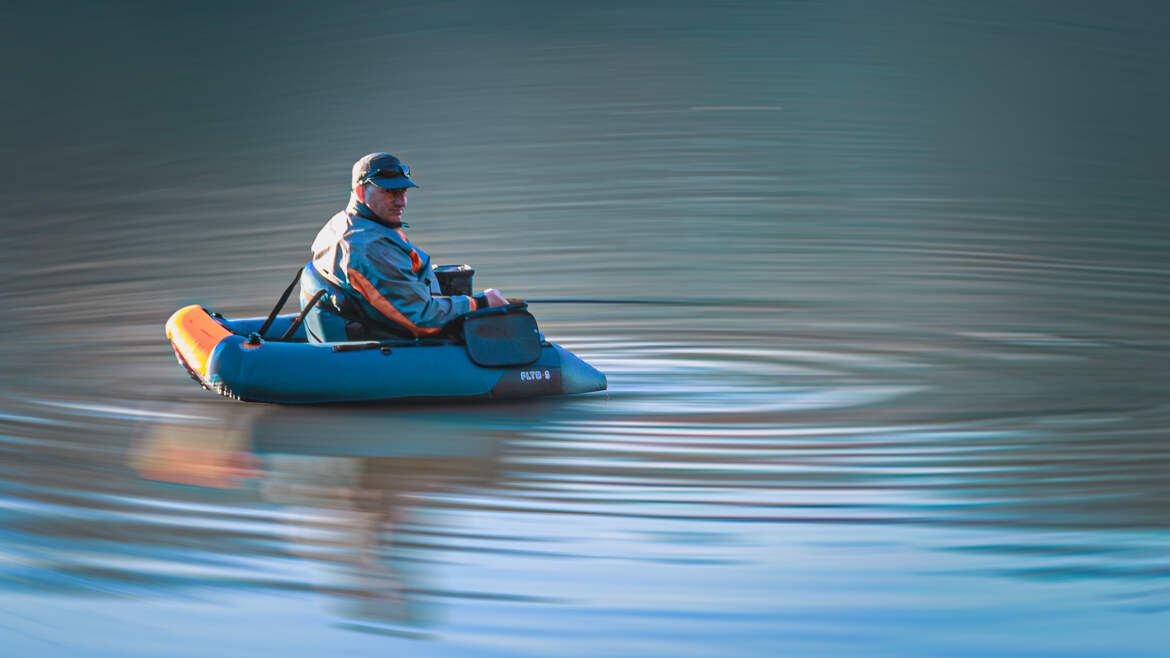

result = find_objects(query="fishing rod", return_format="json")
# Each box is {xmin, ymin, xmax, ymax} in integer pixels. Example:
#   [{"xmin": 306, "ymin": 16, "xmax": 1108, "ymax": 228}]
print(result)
[
  {"xmin": 521, "ymin": 298, "xmax": 689, "ymax": 305},
  {"xmin": 519, "ymin": 298, "xmax": 808, "ymax": 308}
]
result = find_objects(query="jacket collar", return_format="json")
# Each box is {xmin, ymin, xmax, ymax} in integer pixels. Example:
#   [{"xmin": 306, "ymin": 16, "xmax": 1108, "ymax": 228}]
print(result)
[{"xmin": 346, "ymin": 195, "xmax": 410, "ymax": 230}]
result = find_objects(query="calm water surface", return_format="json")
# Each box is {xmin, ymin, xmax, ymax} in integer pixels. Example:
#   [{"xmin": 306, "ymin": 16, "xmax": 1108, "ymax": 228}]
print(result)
[{"xmin": 2, "ymin": 2, "xmax": 1169, "ymax": 656}]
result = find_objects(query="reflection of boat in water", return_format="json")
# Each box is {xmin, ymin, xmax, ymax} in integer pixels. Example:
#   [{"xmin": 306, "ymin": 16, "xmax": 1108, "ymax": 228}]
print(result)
[
  {"xmin": 165, "ymin": 305, "xmax": 606, "ymax": 404},
  {"xmin": 131, "ymin": 404, "xmax": 512, "ymax": 627}
]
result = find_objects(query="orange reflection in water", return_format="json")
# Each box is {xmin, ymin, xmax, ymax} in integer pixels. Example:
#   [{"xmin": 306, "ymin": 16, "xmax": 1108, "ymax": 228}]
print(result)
[{"xmin": 131, "ymin": 424, "xmax": 260, "ymax": 489}]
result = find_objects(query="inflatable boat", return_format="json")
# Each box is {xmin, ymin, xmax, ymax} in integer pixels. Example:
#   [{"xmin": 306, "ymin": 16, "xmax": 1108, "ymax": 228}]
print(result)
[{"xmin": 164, "ymin": 304, "xmax": 607, "ymax": 404}]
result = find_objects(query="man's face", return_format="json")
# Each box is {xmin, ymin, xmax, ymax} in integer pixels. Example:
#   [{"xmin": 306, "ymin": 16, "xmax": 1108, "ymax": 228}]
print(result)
[{"xmin": 360, "ymin": 183, "xmax": 408, "ymax": 223}]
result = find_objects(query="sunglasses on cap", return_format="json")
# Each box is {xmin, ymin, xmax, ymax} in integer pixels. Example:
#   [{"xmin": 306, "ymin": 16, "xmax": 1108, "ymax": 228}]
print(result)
[{"xmin": 360, "ymin": 164, "xmax": 411, "ymax": 184}]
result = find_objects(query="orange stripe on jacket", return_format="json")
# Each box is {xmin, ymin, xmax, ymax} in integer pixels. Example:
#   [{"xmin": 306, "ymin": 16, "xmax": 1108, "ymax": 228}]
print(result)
[
  {"xmin": 347, "ymin": 268, "xmax": 446, "ymax": 338},
  {"xmin": 409, "ymin": 249, "xmax": 423, "ymax": 273}
]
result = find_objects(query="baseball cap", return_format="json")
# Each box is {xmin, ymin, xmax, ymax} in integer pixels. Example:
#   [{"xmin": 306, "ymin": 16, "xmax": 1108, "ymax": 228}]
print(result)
[{"xmin": 351, "ymin": 152, "xmax": 418, "ymax": 190}]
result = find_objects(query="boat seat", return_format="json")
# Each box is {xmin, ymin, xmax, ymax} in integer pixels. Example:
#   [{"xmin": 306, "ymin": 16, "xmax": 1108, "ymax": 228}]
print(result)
[{"xmin": 299, "ymin": 262, "xmax": 410, "ymax": 343}]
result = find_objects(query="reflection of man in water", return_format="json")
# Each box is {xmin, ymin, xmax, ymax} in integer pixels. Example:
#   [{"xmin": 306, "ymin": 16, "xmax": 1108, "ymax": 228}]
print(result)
[
  {"xmin": 301, "ymin": 152, "xmax": 509, "ymax": 342},
  {"xmin": 132, "ymin": 407, "xmax": 502, "ymax": 627}
]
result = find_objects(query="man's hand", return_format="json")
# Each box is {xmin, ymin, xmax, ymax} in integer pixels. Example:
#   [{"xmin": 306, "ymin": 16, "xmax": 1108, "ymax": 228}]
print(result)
[{"xmin": 483, "ymin": 288, "xmax": 508, "ymax": 308}]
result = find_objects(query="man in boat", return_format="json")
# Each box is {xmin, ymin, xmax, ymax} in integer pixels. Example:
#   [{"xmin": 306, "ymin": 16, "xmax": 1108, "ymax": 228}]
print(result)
[{"xmin": 300, "ymin": 152, "xmax": 509, "ymax": 342}]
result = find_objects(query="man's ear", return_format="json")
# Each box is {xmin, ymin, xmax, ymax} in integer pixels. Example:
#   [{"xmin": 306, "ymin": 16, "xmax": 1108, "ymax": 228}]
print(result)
[{"xmin": 354, "ymin": 184, "xmax": 366, "ymax": 203}]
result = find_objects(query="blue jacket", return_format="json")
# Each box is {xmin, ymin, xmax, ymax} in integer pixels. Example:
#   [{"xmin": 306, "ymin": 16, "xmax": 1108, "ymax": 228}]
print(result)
[{"xmin": 301, "ymin": 199, "xmax": 475, "ymax": 342}]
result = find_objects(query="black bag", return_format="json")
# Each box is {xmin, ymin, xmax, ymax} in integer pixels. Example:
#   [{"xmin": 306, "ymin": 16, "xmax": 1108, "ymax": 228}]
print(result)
[
  {"xmin": 434, "ymin": 264, "xmax": 475, "ymax": 296},
  {"xmin": 461, "ymin": 303, "xmax": 542, "ymax": 367}
]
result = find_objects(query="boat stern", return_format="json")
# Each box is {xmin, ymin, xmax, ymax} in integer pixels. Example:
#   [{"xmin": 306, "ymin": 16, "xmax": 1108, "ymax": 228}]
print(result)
[{"xmin": 165, "ymin": 305, "xmax": 236, "ymax": 389}]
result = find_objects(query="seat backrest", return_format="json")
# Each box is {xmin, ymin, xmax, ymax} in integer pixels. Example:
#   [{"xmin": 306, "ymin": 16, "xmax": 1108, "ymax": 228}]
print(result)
[
  {"xmin": 299, "ymin": 262, "xmax": 412, "ymax": 343},
  {"xmin": 299, "ymin": 263, "xmax": 352, "ymax": 343}
]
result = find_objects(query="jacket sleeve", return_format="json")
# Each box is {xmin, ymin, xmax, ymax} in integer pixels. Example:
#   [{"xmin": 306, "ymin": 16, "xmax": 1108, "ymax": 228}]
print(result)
[{"xmin": 345, "ymin": 239, "xmax": 473, "ymax": 336}]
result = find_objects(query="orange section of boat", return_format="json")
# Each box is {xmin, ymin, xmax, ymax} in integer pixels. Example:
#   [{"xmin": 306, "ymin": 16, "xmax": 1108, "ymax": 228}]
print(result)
[{"xmin": 165, "ymin": 305, "xmax": 234, "ymax": 379}]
